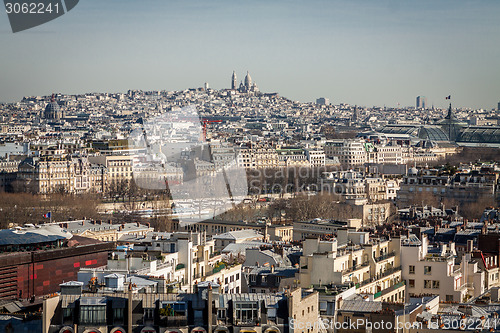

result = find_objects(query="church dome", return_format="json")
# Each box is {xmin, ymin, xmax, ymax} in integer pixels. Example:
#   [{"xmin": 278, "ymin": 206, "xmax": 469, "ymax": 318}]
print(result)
[
  {"xmin": 244, "ymin": 71, "xmax": 252, "ymax": 87},
  {"xmin": 45, "ymin": 101, "xmax": 60, "ymax": 113},
  {"xmin": 44, "ymin": 101, "xmax": 62, "ymax": 119}
]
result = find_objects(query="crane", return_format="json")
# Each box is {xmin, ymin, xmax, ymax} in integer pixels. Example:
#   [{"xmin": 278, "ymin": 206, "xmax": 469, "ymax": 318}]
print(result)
[{"xmin": 201, "ymin": 119, "xmax": 222, "ymax": 140}]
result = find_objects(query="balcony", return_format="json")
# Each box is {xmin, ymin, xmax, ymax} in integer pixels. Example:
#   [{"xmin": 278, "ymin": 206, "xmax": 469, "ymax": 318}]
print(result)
[
  {"xmin": 235, "ymin": 318, "xmax": 260, "ymax": 326},
  {"xmin": 374, "ymin": 280, "xmax": 405, "ymax": 299},
  {"xmin": 343, "ymin": 262, "xmax": 369, "ymax": 274},
  {"xmin": 356, "ymin": 266, "xmax": 402, "ymax": 288},
  {"xmin": 210, "ymin": 251, "xmax": 221, "ymax": 259},
  {"xmin": 374, "ymin": 251, "xmax": 395, "ymax": 263},
  {"xmin": 160, "ymin": 315, "xmax": 188, "ymax": 327},
  {"xmin": 423, "ymin": 254, "xmax": 454, "ymax": 262}
]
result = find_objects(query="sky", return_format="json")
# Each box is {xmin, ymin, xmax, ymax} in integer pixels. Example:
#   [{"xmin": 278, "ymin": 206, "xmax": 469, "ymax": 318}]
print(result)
[{"xmin": 0, "ymin": 0, "xmax": 499, "ymax": 109}]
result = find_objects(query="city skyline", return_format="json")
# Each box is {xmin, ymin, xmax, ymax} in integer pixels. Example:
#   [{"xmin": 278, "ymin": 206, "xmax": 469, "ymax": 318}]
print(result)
[{"xmin": 1, "ymin": 0, "xmax": 499, "ymax": 109}]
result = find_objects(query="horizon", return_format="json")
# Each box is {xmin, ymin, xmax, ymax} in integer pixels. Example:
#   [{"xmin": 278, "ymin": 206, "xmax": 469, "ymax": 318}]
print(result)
[
  {"xmin": 1, "ymin": 0, "xmax": 499, "ymax": 110},
  {"xmin": 2, "ymin": 83, "xmax": 497, "ymax": 111}
]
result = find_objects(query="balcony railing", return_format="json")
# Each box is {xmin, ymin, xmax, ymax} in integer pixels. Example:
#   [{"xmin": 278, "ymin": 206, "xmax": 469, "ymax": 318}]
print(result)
[
  {"xmin": 210, "ymin": 251, "xmax": 221, "ymax": 259},
  {"xmin": 356, "ymin": 266, "xmax": 402, "ymax": 288},
  {"xmin": 374, "ymin": 280, "xmax": 405, "ymax": 299},
  {"xmin": 374, "ymin": 251, "xmax": 396, "ymax": 262},
  {"xmin": 235, "ymin": 318, "xmax": 259, "ymax": 326},
  {"xmin": 213, "ymin": 263, "xmax": 226, "ymax": 274},
  {"xmin": 344, "ymin": 262, "xmax": 369, "ymax": 274},
  {"xmin": 161, "ymin": 315, "xmax": 188, "ymax": 327}
]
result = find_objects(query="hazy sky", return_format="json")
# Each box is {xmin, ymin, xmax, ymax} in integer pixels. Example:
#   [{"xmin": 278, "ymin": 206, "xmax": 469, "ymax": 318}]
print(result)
[{"xmin": 1, "ymin": 0, "xmax": 499, "ymax": 109}]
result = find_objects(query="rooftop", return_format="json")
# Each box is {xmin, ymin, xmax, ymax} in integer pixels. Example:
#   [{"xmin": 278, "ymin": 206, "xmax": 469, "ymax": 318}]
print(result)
[{"xmin": 0, "ymin": 224, "xmax": 72, "ymax": 246}]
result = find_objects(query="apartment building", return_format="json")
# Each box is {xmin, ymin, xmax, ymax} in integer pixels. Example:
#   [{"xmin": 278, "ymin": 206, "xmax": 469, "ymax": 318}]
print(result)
[
  {"xmin": 254, "ymin": 146, "xmax": 280, "ymax": 169},
  {"xmin": 43, "ymin": 282, "xmax": 301, "ymax": 333},
  {"xmin": 298, "ymin": 236, "xmax": 405, "ymax": 304},
  {"xmin": 304, "ymin": 148, "xmax": 326, "ymax": 168},
  {"xmin": 375, "ymin": 145, "xmax": 404, "ymax": 164},
  {"xmin": 16, "ymin": 156, "xmax": 106, "ymax": 194},
  {"xmin": 89, "ymin": 155, "xmax": 133, "ymax": 186},
  {"xmin": 116, "ymin": 231, "xmax": 243, "ymax": 294},
  {"xmin": 324, "ymin": 139, "xmax": 367, "ymax": 166},
  {"xmin": 398, "ymin": 167, "xmax": 500, "ymax": 206},
  {"xmin": 401, "ymin": 235, "xmax": 484, "ymax": 303},
  {"xmin": 276, "ymin": 148, "xmax": 311, "ymax": 168},
  {"xmin": 235, "ymin": 144, "xmax": 280, "ymax": 170}
]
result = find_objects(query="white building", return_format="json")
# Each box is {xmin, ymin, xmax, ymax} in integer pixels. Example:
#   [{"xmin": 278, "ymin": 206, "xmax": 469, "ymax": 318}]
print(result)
[
  {"xmin": 324, "ymin": 139, "xmax": 367, "ymax": 166},
  {"xmin": 304, "ymin": 148, "xmax": 326, "ymax": 167},
  {"xmin": 298, "ymin": 236, "xmax": 405, "ymax": 303},
  {"xmin": 401, "ymin": 234, "xmax": 484, "ymax": 303}
]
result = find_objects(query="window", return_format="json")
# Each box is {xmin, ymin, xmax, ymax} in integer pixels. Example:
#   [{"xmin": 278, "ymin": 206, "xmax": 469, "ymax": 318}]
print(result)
[
  {"xmin": 80, "ymin": 305, "xmax": 106, "ymax": 325},
  {"xmin": 218, "ymin": 309, "xmax": 226, "ymax": 319},
  {"xmin": 236, "ymin": 273, "xmax": 240, "ymax": 280},
  {"xmin": 432, "ymin": 280, "xmax": 440, "ymax": 289},
  {"xmin": 409, "ymin": 265, "xmax": 415, "ymax": 274},
  {"xmin": 262, "ymin": 275, "xmax": 267, "ymax": 284},
  {"xmin": 424, "ymin": 280, "xmax": 432, "ymax": 289},
  {"xmin": 424, "ymin": 266, "xmax": 432, "ymax": 275},
  {"xmin": 114, "ymin": 308, "xmax": 124, "ymax": 321},
  {"xmin": 446, "ymin": 295, "xmax": 454, "ymax": 302},
  {"xmin": 143, "ymin": 308, "xmax": 153, "ymax": 320},
  {"xmin": 250, "ymin": 274, "xmax": 256, "ymax": 283},
  {"xmin": 63, "ymin": 308, "xmax": 73, "ymax": 322},
  {"xmin": 409, "ymin": 279, "xmax": 415, "ymax": 288},
  {"xmin": 161, "ymin": 302, "xmax": 187, "ymax": 317},
  {"xmin": 234, "ymin": 302, "xmax": 258, "ymax": 325}
]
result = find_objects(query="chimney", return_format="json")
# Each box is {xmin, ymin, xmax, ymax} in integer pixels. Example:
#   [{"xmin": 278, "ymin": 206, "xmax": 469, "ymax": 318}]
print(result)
[
  {"xmin": 208, "ymin": 283, "xmax": 213, "ymax": 333},
  {"xmin": 136, "ymin": 222, "xmax": 140, "ymax": 227},
  {"xmin": 128, "ymin": 283, "xmax": 133, "ymax": 333},
  {"xmin": 467, "ymin": 240, "xmax": 474, "ymax": 253},
  {"xmin": 271, "ymin": 265, "xmax": 275, "ymax": 273},
  {"xmin": 337, "ymin": 296, "xmax": 344, "ymax": 310}
]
